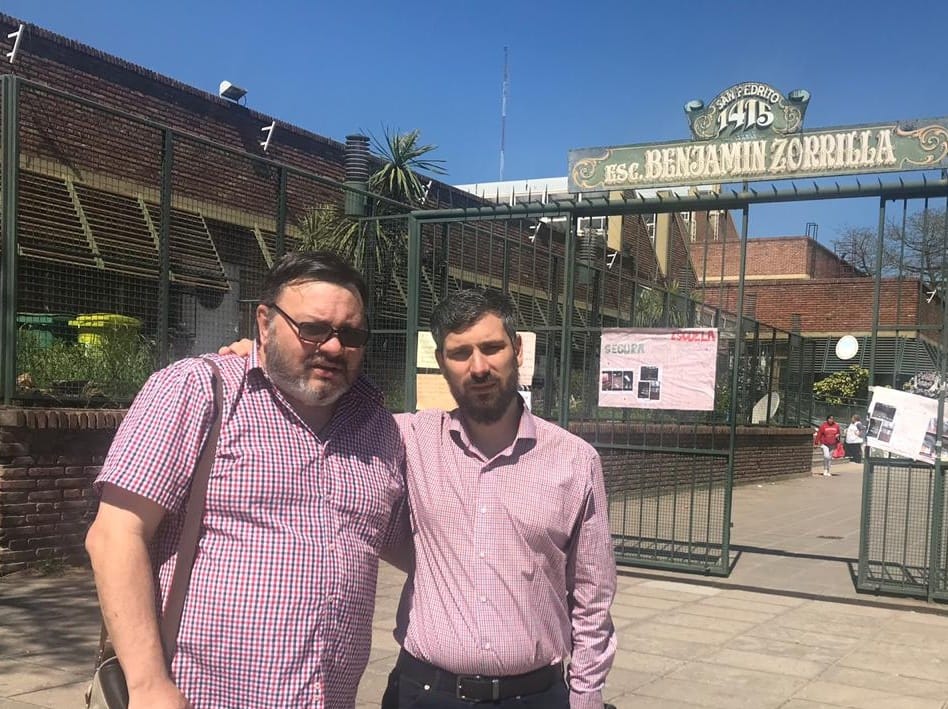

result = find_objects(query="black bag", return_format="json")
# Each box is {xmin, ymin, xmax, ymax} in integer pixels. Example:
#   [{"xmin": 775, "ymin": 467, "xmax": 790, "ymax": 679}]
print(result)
[
  {"xmin": 85, "ymin": 360, "xmax": 224, "ymax": 708},
  {"xmin": 86, "ymin": 651, "xmax": 128, "ymax": 709}
]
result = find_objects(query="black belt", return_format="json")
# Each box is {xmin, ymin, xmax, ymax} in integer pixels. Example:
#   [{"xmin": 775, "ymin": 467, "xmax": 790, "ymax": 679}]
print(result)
[{"xmin": 395, "ymin": 650, "xmax": 563, "ymax": 702}]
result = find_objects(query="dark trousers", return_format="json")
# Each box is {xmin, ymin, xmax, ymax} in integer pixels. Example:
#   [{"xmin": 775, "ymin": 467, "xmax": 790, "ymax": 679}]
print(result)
[
  {"xmin": 380, "ymin": 666, "xmax": 570, "ymax": 709},
  {"xmin": 844, "ymin": 442, "xmax": 863, "ymax": 463}
]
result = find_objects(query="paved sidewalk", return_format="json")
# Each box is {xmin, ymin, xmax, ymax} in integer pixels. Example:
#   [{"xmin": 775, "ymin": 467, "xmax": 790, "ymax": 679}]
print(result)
[{"xmin": 3, "ymin": 461, "xmax": 948, "ymax": 708}]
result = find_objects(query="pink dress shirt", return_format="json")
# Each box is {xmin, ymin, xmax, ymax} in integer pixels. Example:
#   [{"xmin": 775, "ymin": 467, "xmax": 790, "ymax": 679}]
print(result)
[
  {"xmin": 395, "ymin": 405, "xmax": 616, "ymax": 709},
  {"xmin": 96, "ymin": 352, "xmax": 407, "ymax": 708}
]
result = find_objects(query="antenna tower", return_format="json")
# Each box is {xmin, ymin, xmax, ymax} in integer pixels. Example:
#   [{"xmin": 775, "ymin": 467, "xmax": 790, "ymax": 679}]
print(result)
[{"xmin": 500, "ymin": 46, "xmax": 508, "ymax": 182}]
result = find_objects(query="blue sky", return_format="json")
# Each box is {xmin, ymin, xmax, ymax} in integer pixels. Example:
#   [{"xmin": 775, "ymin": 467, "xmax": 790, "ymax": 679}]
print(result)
[{"xmin": 4, "ymin": 0, "xmax": 947, "ymax": 244}]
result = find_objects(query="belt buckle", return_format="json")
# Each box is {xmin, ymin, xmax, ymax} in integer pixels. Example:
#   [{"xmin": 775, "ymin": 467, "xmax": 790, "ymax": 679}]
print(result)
[{"xmin": 456, "ymin": 675, "xmax": 500, "ymax": 702}]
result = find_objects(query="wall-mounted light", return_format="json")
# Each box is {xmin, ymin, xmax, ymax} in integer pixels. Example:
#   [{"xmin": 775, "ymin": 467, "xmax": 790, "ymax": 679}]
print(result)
[
  {"xmin": 6, "ymin": 24, "xmax": 24, "ymax": 64},
  {"xmin": 218, "ymin": 80, "xmax": 247, "ymax": 102},
  {"xmin": 260, "ymin": 121, "xmax": 275, "ymax": 151}
]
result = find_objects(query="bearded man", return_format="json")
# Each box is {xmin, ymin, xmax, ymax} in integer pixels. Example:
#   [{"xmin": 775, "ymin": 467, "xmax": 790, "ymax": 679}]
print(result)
[
  {"xmin": 384, "ymin": 288, "xmax": 617, "ymax": 709},
  {"xmin": 86, "ymin": 251, "xmax": 407, "ymax": 709}
]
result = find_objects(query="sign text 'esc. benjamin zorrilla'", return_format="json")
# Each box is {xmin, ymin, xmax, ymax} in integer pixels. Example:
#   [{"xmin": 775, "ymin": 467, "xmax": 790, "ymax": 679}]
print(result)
[{"xmin": 567, "ymin": 82, "xmax": 948, "ymax": 192}]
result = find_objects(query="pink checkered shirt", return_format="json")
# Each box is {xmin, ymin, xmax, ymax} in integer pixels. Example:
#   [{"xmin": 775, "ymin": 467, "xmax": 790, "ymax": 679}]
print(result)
[
  {"xmin": 394, "ymin": 405, "xmax": 617, "ymax": 709},
  {"xmin": 96, "ymin": 352, "xmax": 407, "ymax": 709}
]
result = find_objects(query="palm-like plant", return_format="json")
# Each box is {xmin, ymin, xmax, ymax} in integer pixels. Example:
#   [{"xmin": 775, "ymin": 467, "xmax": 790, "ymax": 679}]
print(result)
[
  {"xmin": 369, "ymin": 128, "xmax": 446, "ymax": 207},
  {"xmin": 297, "ymin": 127, "xmax": 446, "ymax": 311}
]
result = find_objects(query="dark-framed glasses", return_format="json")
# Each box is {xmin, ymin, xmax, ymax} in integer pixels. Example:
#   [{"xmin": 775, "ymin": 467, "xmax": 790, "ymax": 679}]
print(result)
[{"xmin": 268, "ymin": 303, "xmax": 370, "ymax": 348}]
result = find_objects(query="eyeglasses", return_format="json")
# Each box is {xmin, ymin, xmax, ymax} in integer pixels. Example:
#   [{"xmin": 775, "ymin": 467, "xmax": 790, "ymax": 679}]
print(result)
[{"xmin": 268, "ymin": 303, "xmax": 370, "ymax": 348}]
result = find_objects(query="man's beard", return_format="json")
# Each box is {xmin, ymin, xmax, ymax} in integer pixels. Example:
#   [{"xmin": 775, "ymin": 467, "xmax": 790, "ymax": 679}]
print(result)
[
  {"xmin": 264, "ymin": 336, "xmax": 351, "ymax": 408},
  {"xmin": 448, "ymin": 367, "xmax": 520, "ymax": 425}
]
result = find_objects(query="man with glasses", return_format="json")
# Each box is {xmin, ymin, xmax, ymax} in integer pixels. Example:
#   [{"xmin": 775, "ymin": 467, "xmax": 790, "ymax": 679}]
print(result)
[{"xmin": 85, "ymin": 251, "xmax": 407, "ymax": 709}]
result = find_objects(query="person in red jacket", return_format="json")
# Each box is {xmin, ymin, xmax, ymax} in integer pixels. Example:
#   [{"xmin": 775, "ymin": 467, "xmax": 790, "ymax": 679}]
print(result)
[{"xmin": 815, "ymin": 414, "xmax": 841, "ymax": 477}]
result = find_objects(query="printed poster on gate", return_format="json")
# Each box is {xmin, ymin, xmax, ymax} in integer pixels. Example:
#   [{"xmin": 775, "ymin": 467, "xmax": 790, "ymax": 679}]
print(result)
[
  {"xmin": 865, "ymin": 386, "xmax": 948, "ymax": 465},
  {"xmin": 599, "ymin": 328, "xmax": 717, "ymax": 410}
]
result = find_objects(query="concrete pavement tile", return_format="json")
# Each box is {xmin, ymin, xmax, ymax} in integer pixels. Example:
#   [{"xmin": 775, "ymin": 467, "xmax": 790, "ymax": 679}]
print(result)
[
  {"xmin": 354, "ymin": 666, "xmax": 389, "ymax": 707},
  {"xmin": 0, "ymin": 659, "xmax": 83, "ymax": 696},
  {"xmin": 7, "ymin": 680, "xmax": 87, "ymax": 709},
  {"xmin": 604, "ymin": 692, "xmax": 707, "ymax": 708},
  {"xmin": 694, "ymin": 594, "xmax": 797, "ymax": 616},
  {"xmin": 618, "ymin": 634, "xmax": 719, "ymax": 662},
  {"xmin": 820, "ymin": 666, "xmax": 948, "ymax": 700},
  {"xmin": 613, "ymin": 595, "xmax": 689, "ymax": 611},
  {"xmin": 805, "ymin": 599, "xmax": 896, "ymax": 619},
  {"xmin": 666, "ymin": 660, "xmax": 807, "ymax": 695},
  {"xmin": 612, "ymin": 650, "xmax": 686, "ymax": 675},
  {"xmin": 650, "ymin": 610, "xmax": 756, "ymax": 635},
  {"xmin": 622, "ymin": 586, "xmax": 718, "ymax": 604},
  {"xmin": 635, "ymin": 676, "xmax": 787, "ymax": 708},
  {"xmin": 0, "ymin": 648, "xmax": 95, "ymax": 675},
  {"xmin": 601, "ymin": 668, "xmax": 657, "ymax": 694},
  {"xmin": 632, "ymin": 621, "xmax": 738, "ymax": 646},
  {"xmin": 638, "ymin": 580, "xmax": 722, "ymax": 596},
  {"xmin": 776, "ymin": 701, "xmax": 859, "ymax": 709},
  {"xmin": 877, "ymin": 628, "xmax": 948, "ymax": 659},
  {"xmin": 837, "ymin": 644, "xmax": 948, "ymax": 682},
  {"xmin": 744, "ymin": 623, "xmax": 862, "ymax": 652},
  {"xmin": 680, "ymin": 600, "xmax": 777, "ymax": 624},
  {"xmin": 707, "ymin": 589, "xmax": 806, "ymax": 607},
  {"xmin": 793, "ymin": 680, "xmax": 944, "ymax": 709},
  {"xmin": 723, "ymin": 634, "xmax": 849, "ymax": 664},
  {"xmin": 895, "ymin": 610, "xmax": 948, "ymax": 628},
  {"xmin": 700, "ymin": 647, "xmax": 824, "ymax": 679},
  {"xmin": 369, "ymin": 627, "xmax": 401, "ymax": 656},
  {"xmin": 0, "ymin": 700, "xmax": 48, "ymax": 708},
  {"xmin": 769, "ymin": 611, "xmax": 879, "ymax": 639},
  {"xmin": 610, "ymin": 602, "xmax": 661, "ymax": 621}
]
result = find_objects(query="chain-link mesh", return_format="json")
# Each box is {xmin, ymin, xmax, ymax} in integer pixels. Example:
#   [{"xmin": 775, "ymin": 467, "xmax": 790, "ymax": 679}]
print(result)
[{"xmin": 14, "ymin": 83, "xmax": 163, "ymax": 404}]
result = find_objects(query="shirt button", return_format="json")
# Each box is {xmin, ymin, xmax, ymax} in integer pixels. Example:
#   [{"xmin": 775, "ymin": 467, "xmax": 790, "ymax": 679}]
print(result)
[
  {"xmin": 483, "ymin": 642, "xmax": 491, "ymax": 650},
  {"xmin": 478, "ymin": 551, "xmax": 486, "ymax": 559},
  {"xmin": 479, "ymin": 595, "xmax": 487, "ymax": 603},
  {"xmin": 480, "ymin": 506, "xmax": 487, "ymax": 514}
]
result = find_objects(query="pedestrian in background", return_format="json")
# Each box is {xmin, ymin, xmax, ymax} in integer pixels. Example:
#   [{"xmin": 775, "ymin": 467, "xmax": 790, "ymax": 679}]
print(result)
[
  {"xmin": 814, "ymin": 414, "xmax": 841, "ymax": 477},
  {"xmin": 845, "ymin": 414, "xmax": 866, "ymax": 463}
]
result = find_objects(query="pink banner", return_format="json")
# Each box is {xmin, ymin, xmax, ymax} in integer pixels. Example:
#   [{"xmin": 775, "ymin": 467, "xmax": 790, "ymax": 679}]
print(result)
[{"xmin": 598, "ymin": 328, "xmax": 718, "ymax": 410}]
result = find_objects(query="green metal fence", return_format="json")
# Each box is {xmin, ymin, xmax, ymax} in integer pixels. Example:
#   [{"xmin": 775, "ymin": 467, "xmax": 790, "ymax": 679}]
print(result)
[
  {"xmin": 7, "ymin": 73, "xmax": 948, "ymax": 592},
  {"xmin": 0, "ymin": 75, "xmax": 413, "ymax": 407}
]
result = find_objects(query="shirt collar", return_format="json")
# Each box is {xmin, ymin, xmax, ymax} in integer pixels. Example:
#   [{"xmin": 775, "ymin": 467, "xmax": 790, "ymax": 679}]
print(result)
[{"xmin": 447, "ymin": 394, "xmax": 536, "ymax": 457}]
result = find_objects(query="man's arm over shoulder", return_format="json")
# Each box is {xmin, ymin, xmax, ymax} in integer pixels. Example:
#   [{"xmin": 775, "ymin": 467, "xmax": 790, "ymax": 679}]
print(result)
[{"xmin": 565, "ymin": 449, "xmax": 617, "ymax": 709}]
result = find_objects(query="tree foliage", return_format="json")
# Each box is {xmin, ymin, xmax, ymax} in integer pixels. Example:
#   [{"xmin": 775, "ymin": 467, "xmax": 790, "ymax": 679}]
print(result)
[
  {"xmin": 812, "ymin": 365, "xmax": 869, "ymax": 405},
  {"xmin": 833, "ymin": 207, "xmax": 947, "ymax": 288}
]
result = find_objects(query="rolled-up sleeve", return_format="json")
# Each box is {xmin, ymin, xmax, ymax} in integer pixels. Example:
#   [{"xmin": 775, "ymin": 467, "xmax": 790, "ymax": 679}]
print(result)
[{"xmin": 565, "ymin": 452, "xmax": 617, "ymax": 709}]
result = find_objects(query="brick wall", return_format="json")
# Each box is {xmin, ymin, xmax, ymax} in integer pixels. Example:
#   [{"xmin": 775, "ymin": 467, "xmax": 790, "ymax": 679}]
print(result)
[
  {"xmin": 0, "ymin": 406, "xmax": 815, "ymax": 574},
  {"xmin": 700, "ymin": 277, "xmax": 927, "ymax": 333},
  {"xmin": 692, "ymin": 237, "xmax": 860, "ymax": 282},
  {"xmin": 0, "ymin": 408, "xmax": 124, "ymax": 574},
  {"xmin": 570, "ymin": 423, "xmax": 813, "ymax": 493}
]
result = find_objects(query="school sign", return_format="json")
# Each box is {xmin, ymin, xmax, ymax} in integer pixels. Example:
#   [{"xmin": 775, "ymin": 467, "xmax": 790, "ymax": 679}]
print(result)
[{"xmin": 568, "ymin": 82, "xmax": 948, "ymax": 192}]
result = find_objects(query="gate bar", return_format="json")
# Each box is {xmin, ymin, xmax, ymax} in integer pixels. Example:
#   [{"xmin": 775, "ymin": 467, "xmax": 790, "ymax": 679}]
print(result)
[
  {"xmin": 0, "ymin": 75, "xmax": 18, "ymax": 404},
  {"xmin": 411, "ymin": 177, "xmax": 948, "ymax": 222}
]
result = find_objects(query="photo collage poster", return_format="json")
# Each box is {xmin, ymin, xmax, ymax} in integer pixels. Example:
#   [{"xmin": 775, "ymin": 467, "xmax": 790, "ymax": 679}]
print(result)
[
  {"xmin": 866, "ymin": 386, "xmax": 948, "ymax": 464},
  {"xmin": 598, "ymin": 328, "xmax": 717, "ymax": 410}
]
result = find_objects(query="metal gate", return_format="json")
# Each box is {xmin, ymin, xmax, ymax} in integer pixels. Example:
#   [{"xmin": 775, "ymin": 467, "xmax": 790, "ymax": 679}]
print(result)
[{"xmin": 402, "ymin": 181, "xmax": 948, "ymax": 582}]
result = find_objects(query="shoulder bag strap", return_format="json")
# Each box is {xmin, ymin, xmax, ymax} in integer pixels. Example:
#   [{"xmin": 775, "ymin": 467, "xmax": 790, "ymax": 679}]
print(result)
[{"xmin": 159, "ymin": 359, "xmax": 224, "ymax": 663}]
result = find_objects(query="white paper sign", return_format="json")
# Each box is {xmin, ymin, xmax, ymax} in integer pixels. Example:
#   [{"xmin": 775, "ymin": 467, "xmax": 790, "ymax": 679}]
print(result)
[
  {"xmin": 866, "ymin": 386, "xmax": 948, "ymax": 464},
  {"xmin": 599, "ymin": 328, "xmax": 718, "ymax": 410}
]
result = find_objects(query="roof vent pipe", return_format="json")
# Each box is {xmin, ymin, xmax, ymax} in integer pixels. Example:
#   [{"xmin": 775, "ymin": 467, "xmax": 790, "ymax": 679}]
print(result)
[{"xmin": 344, "ymin": 134, "xmax": 371, "ymax": 217}]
